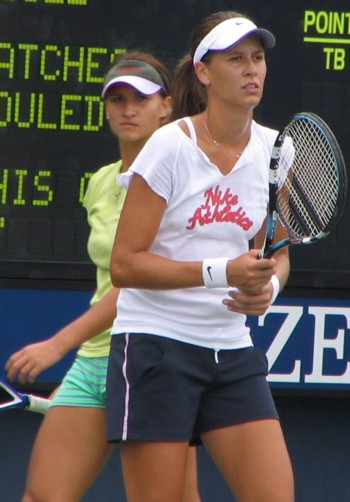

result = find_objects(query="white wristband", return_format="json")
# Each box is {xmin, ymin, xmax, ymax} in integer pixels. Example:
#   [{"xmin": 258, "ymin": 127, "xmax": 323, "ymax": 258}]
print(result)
[
  {"xmin": 270, "ymin": 274, "xmax": 280, "ymax": 304},
  {"xmin": 202, "ymin": 258, "xmax": 229, "ymax": 288}
]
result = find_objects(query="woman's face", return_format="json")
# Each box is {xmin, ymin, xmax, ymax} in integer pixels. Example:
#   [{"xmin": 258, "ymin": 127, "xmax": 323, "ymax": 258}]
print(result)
[
  {"xmin": 197, "ymin": 35, "xmax": 267, "ymax": 111},
  {"xmin": 104, "ymin": 84, "xmax": 171, "ymax": 143}
]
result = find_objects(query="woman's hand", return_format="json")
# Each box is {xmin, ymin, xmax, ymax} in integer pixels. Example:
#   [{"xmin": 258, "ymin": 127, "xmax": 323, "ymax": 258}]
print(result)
[
  {"xmin": 222, "ymin": 282, "xmax": 273, "ymax": 316},
  {"xmin": 5, "ymin": 339, "xmax": 66, "ymax": 384},
  {"xmin": 226, "ymin": 249, "xmax": 276, "ymax": 293}
]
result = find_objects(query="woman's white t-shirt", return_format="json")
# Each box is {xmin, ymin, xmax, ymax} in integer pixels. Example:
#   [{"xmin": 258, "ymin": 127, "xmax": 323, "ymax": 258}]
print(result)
[{"xmin": 112, "ymin": 118, "xmax": 278, "ymax": 350}]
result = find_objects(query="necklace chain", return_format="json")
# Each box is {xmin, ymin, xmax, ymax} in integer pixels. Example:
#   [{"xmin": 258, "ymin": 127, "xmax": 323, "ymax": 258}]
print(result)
[{"xmin": 203, "ymin": 120, "xmax": 242, "ymax": 160}]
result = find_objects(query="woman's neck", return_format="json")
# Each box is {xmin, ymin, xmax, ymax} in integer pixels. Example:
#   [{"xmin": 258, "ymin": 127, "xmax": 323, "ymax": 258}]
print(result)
[
  {"xmin": 203, "ymin": 105, "xmax": 253, "ymax": 146},
  {"xmin": 198, "ymin": 108, "xmax": 252, "ymax": 156}
]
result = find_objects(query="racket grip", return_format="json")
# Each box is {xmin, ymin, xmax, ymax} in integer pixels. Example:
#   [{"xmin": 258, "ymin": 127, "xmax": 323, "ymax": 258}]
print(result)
[
  {"xmin": 257, "ymin": 248, "xmax": 275, "ymax": 259},
  {"xmin": 27, "ymin": 395, "xmax": 50, "ymax": 414}
]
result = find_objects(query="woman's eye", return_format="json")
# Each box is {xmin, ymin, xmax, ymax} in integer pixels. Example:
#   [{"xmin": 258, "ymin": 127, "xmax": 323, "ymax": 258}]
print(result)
[
  {"xmin": 109, "ymin": 96, "xmax": 123, "ymax": 103},
  {"xmin": 136, "ymin": 94, "xmax": 148, "ymax": 101}
]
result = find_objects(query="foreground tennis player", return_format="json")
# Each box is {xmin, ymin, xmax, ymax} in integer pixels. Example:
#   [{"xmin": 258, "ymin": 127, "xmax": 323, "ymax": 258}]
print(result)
[{"xmin": 107, "ymin": 10, "xmax": 294, "ymax": 502}]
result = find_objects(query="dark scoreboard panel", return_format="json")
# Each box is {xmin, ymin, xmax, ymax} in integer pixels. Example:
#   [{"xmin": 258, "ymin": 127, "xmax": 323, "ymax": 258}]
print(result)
[{"xmin": 0, "ymin": 0, "xmax": 349, "ymax": 290}]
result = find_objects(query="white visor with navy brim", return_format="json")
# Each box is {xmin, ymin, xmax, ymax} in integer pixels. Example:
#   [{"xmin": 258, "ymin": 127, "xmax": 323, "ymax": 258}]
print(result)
[
  {"xmin": 193, "ymin": 17, "xmax": 275, "ymax": 65},
  {"xmin": 102, "ymin": 76, "xmax": 161, "ymax": 97}
]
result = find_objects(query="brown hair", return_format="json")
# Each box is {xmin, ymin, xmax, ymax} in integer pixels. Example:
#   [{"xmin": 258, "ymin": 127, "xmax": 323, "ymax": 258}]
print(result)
[
  {"xmin": 106, "ymin": 50, "xmax": 172, "ymax": 97},
  {"xmin": 170, "ymin": 11, "xmax": 250, "ymax": 120}
]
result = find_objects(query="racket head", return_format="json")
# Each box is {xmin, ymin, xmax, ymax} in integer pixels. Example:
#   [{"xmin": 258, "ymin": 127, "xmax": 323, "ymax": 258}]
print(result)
[
  {"xmin": 0, "ymin": 377, "xmax": 29, "ymax": 410},
  {"xmin": 265, "ymin": 112, "xmax": 347, "ymax": 256}
]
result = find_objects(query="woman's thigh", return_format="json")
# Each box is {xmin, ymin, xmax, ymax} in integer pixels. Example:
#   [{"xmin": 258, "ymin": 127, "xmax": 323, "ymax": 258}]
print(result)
[
  {"xmin": 121, "ymin": 440, "xmax": 191, "ymax": 502},
  {"xmin": 24, "ymin": 406, "xmax": 114, "ymax": 502},
  {"xmin": 201, "ymin": 419, "xmax": 294, "ymax": 502}
]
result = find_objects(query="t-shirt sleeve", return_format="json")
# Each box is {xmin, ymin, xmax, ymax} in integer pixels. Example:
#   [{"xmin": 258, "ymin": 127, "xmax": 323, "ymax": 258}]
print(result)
[{"xmin": 118, "ymin": 126, "xmax": 178, "ymax": 203}]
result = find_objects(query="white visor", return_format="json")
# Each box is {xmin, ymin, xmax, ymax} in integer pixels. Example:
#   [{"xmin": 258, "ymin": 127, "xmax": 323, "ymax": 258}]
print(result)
[
  {"xmin": 102, "ymin": 76, "xmax": 161, "ymax": 98},
  {"xmin": 193, "ymin": 17, "xmax": 275, "ymax": 65}
]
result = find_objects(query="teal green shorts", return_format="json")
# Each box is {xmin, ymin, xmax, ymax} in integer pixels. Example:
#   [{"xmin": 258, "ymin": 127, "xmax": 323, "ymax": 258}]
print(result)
[{"xmin": 50, "ymin": 356, "xmax": 108, "ymax": 408}]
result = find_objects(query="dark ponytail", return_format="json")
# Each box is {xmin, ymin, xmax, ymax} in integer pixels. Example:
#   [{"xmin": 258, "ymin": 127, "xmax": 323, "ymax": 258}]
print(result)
[{"xmin": 170, "ymin": 55, "xmax": 207, "ymax": 120}]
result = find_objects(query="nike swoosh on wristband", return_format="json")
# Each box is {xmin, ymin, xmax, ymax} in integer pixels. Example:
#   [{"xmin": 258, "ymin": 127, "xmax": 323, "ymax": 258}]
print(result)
[{"xmin": 207, "ymin": 266, "xmax": 213, "ymax": 281}]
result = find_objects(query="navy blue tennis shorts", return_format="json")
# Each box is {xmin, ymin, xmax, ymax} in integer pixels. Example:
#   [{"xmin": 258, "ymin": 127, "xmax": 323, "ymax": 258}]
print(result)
[{"xmin": 106, "ymin": 333, "xmax": 278, "ymax": 444}]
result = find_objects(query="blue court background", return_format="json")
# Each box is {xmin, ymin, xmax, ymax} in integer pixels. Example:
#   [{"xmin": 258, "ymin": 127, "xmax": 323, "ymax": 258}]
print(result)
[
  {"xmin": 2, "ymin": 395, "xmax": 350, "ymax": 501},
  {"xmin": 1, "ymin": 287, "xmax": 350, "ymax": 500},
  {"xmin": 0, "ymin": 287, "xmax": 90, "ymax": 383}
]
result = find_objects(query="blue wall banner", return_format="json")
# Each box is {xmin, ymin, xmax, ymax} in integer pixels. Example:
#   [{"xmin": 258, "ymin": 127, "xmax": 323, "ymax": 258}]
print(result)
[
  {"xmin": 1, "ymin": 288, "xmax": 350, "ymax": 391},
  {"xmin": 249, "ymin": 298, "xmax": 350, "ymax": 390}
]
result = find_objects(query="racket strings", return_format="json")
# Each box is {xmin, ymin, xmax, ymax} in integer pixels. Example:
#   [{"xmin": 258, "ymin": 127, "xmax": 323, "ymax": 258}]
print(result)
[{"xmin": 276, "ymin": 119, "xmax": 339, "ymax": 238}]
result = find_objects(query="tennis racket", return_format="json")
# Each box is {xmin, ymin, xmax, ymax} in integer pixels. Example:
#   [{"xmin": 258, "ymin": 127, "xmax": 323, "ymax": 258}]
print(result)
[
  {"xmin": 260, "ymin": 112, "xmax": 347, "ymax": 258},
  {"xmin": 0, "ymin": 377, "xmax": 50, "ymax": 414}
]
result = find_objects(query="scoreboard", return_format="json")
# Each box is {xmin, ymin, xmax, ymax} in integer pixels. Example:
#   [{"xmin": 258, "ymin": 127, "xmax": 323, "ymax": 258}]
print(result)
[
  {"xmin": 0, "ymin": 0, "xmax": 127, "ymax": 284},
  {"xmin": 0, "ymin": 0, "xmax": 349, "ymax": 291}
]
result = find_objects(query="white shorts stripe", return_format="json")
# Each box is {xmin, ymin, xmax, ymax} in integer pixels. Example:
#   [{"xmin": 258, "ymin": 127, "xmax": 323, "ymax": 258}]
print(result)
[{"xmin": 122, "ymin": 333, "xmax": 130, "ymax": 440}]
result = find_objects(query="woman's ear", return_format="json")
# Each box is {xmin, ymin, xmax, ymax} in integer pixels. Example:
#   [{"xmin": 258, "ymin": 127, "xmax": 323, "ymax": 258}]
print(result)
[
  {"xmin": 194, "ymin": 62, "xmax": 210, "ymax": 86},
  {"xmin": 159, "ymin": 96, "xmax": 172, "ymax": 124}
]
